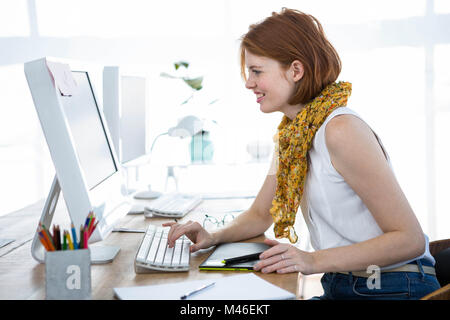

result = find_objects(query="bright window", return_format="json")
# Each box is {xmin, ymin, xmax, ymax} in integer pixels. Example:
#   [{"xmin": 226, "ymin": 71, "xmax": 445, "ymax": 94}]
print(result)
[
  {"xmin": 0, "ymin": 0, "xmax": 30, "ymax": 37},
  {"xmin": 36, "ymin": 0, "xmax": 226, "ymax": 37}
]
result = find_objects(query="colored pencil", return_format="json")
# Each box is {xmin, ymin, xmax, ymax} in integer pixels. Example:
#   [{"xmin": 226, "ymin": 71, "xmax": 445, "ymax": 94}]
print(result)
[
  {"xmin": 84, "ymin": 211, "xmax": 92, "ymax": 229},
  {"xmin": 92, "ymin": 220, "xmax": 99, "ymax": 234},
  {"xmin": 53, "ymin": 225, "xmax": 60, "ymax": 250},
  {"xmin": 86, "ymin": 213, "xmax": 94, "ymax": 233},
  {"xmin": 55, "ymin": 225, "xmax": 61, "ymax": 250},
  {"xmin": 83, "ymin": 230, "xmax": 88, "ymax": 249},
  {"xmin": 66, "ymin": 231, "xmax": 74, "ymax": 250},
  {"xmin": 79, "ymin": 225, "xmax": 84, "ymax": 249},
  {"xmin": 38, "ymin": 231, "xmax": 50, "ymax": 251},
  {"xmin": 88, "ymin": 216, "xmax": 96, "ymax": 236},
  {"xmin": 52, "ymin": 225, "xmax": 58, "ymax": 250},
  {"xmin": 63, "ymin": 232, "xmax": 67, "ymax": 250},
  {"xmin": 40, "ymin": 224, "xmax": 55, "ymax": 251},
  {"xmin": 88, "ymin": 221, "xmax": 98, "ymax": 238},
  {"xmin": 71, "ymin": 223, "xmax": 78, "ymax": 250}
]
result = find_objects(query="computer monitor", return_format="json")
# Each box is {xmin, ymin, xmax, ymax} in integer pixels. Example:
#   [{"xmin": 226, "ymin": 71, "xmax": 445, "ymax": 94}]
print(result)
[
  {"xmin": 102, "ymin": 66, "xmax": 161, "ymax": 202},
  {"xmin": 102, "ymin": 66, "xmax": 148, "ymax": 165},
  {"xmin": 25, "ymin": 57, "xmax": 131, "ymax": 263}
]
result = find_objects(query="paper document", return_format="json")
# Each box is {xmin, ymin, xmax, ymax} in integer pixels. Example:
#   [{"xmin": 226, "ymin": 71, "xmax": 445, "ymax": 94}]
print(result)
[{"xmin": 114, "ymin": 273, "xmax": 295, "ymax": 300}]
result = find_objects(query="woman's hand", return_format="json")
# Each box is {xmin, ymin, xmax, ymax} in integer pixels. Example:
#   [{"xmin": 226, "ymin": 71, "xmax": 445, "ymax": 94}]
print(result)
[
  {"xmin": 253, "ymin": 239, "xmax": 315, "ymax": 274},
  {"xmin": 163, "ymin": 220, "xmax": 216, "ymax": 253}
]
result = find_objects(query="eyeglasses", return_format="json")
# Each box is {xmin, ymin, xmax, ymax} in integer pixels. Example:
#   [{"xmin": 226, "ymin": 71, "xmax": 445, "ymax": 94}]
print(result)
[{"xmin": 202, "ymin": 213, "xmax": 235, "ymax": 231}]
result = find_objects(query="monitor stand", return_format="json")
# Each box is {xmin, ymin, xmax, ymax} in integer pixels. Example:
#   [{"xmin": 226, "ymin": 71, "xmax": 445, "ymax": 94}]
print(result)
[{"xmin": 31, "ymin": 175, "xmax": 120, "ymax": 264}]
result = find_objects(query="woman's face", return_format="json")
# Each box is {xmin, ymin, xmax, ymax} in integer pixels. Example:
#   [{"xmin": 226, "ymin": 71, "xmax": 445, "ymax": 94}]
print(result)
[{"xmin": 244, "ymin": 50, "xmax": 303, "ymax": 118}]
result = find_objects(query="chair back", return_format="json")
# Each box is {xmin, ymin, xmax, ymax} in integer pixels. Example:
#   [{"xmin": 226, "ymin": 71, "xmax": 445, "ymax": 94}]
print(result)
[{"xmin": 421, "ymin": 238, "xmax": 450, "ymax": 300}]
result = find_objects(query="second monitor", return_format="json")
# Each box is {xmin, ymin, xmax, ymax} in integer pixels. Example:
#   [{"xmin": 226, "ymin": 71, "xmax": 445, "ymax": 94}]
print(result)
[
  {"xmin": 102, "ymin": 66, "xmax": 148, "ymax": 165},
  {"xmin": 103, "ymin": 66, "xmax": 162, "ymax": 202}
]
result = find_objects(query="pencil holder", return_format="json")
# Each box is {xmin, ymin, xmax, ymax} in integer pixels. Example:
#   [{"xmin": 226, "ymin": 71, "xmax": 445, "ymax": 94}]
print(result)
[{"xmin": 45, "ymin": 249, "xmax": 91, "ymax": 300}]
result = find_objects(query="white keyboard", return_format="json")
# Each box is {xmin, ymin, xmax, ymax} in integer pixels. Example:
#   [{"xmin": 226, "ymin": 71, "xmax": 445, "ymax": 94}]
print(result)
[
  {"xmin": 135, "ymin": 225, "xmax": 191, "ymax": 272},
  {"xmin": 144, "ymin": 193, "xmax": 202, "ymax": 218}
]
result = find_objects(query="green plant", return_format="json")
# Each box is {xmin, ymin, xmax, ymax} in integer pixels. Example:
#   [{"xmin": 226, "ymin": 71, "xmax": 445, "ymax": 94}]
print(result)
[
  {"xmin": 160, "ymin": 61, "xmax": 218, "ymax": 106},
  {"xmin": 160, "ymin": 61, "xmax": 219, "ymax": 163}
]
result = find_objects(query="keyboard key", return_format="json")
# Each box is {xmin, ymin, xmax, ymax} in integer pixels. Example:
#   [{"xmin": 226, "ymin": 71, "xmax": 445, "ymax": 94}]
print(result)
[
  {"xmin": 136, "ymin": 234, "xmax": 152, "ymax": 263},
  {"xmin": 154, "ymin": 228, "xmax": 163, "ymax": 239},
  {"xmin": 180, "ymin": 240, "xmax": 191, "ymax": 267},
  {"xmin": 163, "ymin": 246, "xmax": 174, "ymax": 266},
  {"xmin": 146, "ymin": 224, "xmax": 156, "ymax": 234},
  {"xmin": 172, "ymin": 240, "xmax": 183, "ymax": 266},
  {"xmin": 154, "ymin": 237, "xmax": 168, "ymax": 265},
  {"xmin": 146, "ymin": 235, "xmax": 161, "ymax": 264}
]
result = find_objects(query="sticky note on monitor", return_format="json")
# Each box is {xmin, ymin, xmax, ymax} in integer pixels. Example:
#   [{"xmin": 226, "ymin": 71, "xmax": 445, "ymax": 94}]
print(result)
[{"xmin": 47, "ymin": 61, "xmax": 77, "ymax": 96}]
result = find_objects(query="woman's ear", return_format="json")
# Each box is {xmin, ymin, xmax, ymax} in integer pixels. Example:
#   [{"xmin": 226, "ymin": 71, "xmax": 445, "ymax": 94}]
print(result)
[{"xmin": 291, "ymin": 60, "xmax": 304, "ymax": 82}]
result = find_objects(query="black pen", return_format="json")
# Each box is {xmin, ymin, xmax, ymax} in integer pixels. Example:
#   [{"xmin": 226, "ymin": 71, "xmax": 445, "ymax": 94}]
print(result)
[
  {"xmin": 221, "ymin": 252, "xmax": 264, "ymax": 265},
  {"xmin": 112, "ymin": 227, "xmax": 145, "ymax": 233}
]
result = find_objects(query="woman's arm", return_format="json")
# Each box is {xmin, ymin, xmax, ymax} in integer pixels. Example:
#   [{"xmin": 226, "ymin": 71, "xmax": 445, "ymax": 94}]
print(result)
[
  {"xmin": 165, "ymin": 166, "xmax": 276, "ymax": 251},
  {"xmin": 311, "ymin": 114, "xmax": 425, "ymax": 272},
  {"xmin": 211, "ymin": 173, "xmax": 276, "ymax": 245},
  {"xmin": 255, "ymin": 114, "xmax": 426, "ymax": 274}
]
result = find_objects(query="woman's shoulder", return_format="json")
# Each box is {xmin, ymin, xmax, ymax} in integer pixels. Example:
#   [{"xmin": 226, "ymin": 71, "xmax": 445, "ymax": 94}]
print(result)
[
  {"xmin": 324, "ymin": 110, "xmax": 375, "ymax": 155},
  {"xmin": 326, "ymin": 111, "xmax": 366, "ymax": 132}
]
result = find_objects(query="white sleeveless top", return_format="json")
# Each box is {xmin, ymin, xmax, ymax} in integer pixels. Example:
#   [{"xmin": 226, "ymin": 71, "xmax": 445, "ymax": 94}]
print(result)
[{"xmin": 298, "ymin": 107, "xmax": 434, "ymax": 269}]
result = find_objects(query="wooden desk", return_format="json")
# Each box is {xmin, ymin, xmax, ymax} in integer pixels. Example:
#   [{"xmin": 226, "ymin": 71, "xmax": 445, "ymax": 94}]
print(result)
[{"xmin": 0, "ymin": 197, "xmax": 299, "ymax": 300}]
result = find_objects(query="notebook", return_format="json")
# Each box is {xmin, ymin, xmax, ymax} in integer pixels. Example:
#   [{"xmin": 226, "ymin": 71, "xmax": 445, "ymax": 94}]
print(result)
[
  {"xmin": 199, "ymin": 242, "xmax": 270, "ymax": 271},
  {"xmin": 114, "ymin": 273, "xmax": 296, "ymax": 300}
]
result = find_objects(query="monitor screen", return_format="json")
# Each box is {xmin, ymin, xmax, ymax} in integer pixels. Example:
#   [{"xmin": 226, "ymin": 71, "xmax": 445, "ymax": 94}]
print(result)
[{"xmin": 60, "ymin": 71, "xmax": 117, "ymax": 190}]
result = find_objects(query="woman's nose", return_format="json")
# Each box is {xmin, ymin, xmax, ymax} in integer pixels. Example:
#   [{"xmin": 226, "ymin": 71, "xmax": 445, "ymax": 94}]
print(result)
[{"xmin": 245, "ymin": 78, "xmax": 255, "ymax": 90}]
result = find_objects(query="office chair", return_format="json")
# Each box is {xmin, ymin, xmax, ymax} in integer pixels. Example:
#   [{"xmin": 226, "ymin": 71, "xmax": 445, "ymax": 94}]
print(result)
[{"xmin": 421, "ymin": 238, "xmax": 450, "ymax": 300}]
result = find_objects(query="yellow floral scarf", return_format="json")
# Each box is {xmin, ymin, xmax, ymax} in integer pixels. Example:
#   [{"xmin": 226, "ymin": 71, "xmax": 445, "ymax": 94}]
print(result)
[{"xmin": 270, "ymin": 81, "xmax": 352, "ymax": 243}]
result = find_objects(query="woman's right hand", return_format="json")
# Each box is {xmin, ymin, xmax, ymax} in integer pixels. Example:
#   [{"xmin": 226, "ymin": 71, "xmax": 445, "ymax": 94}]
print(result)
[{"xmin": 162, "ymin": 220, "xmax": 216, "ymax": 253}]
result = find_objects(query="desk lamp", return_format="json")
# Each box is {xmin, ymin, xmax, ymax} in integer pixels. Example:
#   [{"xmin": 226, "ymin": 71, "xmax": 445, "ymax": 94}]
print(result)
[{"xmin": 133, "ymin": 115, "xmax": 204, "ymax": 200}]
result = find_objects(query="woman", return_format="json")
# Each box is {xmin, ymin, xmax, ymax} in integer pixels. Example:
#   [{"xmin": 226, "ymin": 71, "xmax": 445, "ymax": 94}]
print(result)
[{"xmin": 163, "ymin": 8, "xmax": 440, "ymax": 300}]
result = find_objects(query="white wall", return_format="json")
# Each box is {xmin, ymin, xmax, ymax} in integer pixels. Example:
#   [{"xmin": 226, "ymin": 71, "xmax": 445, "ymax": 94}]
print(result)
[{"xmin": 0, "ymin": 0, "xmax": 449, "ymax": 241}]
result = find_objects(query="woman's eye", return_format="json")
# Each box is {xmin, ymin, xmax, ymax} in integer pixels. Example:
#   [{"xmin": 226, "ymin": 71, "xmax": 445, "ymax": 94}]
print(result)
[{"xmin": 252, "ymin": 70, "xmax": 261, "ymax": 75}]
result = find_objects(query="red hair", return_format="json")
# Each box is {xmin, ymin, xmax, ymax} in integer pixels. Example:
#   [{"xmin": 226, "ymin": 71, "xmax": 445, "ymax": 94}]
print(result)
[{"xmin": 240, "ymin": 8, "xmax": 342, "ymax": 104}]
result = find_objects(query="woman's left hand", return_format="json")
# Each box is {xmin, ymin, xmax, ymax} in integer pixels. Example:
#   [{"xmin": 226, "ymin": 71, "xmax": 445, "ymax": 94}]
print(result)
[{"xmin": 253, "ymin": 239, "xmax": 315, "ymax": 274}]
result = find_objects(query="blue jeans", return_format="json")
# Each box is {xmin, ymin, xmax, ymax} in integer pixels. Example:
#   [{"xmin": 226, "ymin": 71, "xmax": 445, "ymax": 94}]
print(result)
[{"xmin": 310, "ymin": 259, "xmax": 441, "ymax": 300}]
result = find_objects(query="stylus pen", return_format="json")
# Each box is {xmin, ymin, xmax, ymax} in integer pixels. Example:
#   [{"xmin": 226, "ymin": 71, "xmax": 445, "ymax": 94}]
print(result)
[
  {"xmin": 112, "ymin": 227, "xmax": 145, "ymax": 233},
  {"xmin": 221, "ymin": 252, "xmax": 264, "ymax": 265},
  {"xmin": 180, "ymin": 282, "xmax": 215, "ymax": 300}
]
